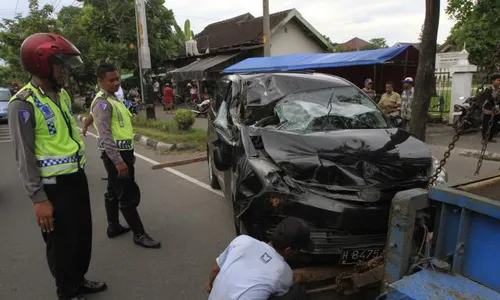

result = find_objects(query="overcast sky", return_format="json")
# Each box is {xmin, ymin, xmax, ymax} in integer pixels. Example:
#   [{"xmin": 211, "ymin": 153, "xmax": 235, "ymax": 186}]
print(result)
[{"xmin": 2, "ymin": 0, "xmax": 455, "ymax": 46}]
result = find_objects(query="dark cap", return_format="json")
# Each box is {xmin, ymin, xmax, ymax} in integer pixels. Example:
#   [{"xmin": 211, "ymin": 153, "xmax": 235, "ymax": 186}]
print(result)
[
  {"xmin": 271, "ymin": 217, "xmax": 314, "ymax": 252},
  {"xmin": 491, "ymin": 73, "xmax": 500, "ymax": 82}
]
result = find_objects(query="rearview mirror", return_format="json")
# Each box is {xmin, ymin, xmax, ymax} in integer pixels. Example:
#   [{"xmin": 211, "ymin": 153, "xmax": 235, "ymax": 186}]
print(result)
[{"xmin": 390, "ymin": 115, "xmax": 403, "ymax": 128}]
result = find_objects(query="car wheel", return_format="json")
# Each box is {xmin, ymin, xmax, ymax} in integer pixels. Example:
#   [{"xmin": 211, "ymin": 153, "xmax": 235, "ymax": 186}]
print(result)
[{"xmin": 208, "ymin": 151, "xmax": 221, "ymax": 190}]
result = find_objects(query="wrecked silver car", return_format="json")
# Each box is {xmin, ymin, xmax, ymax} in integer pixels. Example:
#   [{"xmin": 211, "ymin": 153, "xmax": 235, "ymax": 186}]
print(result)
[{"xmin": 207, "ymin": 72, "xmax": 446, "ymax": 265}]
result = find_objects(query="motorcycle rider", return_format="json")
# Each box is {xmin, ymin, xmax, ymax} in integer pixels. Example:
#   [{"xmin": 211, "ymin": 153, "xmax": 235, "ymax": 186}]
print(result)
[{"xmin": 480, "ymin": 73, "xmax": 500, "ymax": 142}]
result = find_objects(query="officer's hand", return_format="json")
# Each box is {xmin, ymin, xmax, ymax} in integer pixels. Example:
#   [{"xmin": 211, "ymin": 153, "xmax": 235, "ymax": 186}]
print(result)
[
  {"xmin": 116, "ymin": 162, "xmax": 129, "ymax": 179},
  {"xmin": 34, "ymin": 200, "xmax": 54, "ymax": 232}
]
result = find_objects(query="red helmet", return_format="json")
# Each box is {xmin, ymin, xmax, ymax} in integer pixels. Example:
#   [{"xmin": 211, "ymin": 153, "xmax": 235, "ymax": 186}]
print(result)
[{"xmin": 20, "ymin": 33, "xmax": 83, "ymax": 77}]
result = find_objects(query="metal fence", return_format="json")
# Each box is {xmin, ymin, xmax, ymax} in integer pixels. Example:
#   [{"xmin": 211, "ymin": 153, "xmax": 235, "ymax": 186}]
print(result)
[{"xmin": 428, "ymin": 69, "xmax": 452, "ymax": 118}]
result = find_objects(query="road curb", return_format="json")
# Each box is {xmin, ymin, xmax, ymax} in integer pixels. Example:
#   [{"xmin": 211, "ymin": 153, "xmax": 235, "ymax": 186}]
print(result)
[
  {"xmin": 76, "ymin": 114, "xmax": 194, "ymax": 152},
  {"xmin": 455, "ymin": 148, "xmax": 500, "ymax": 162}
]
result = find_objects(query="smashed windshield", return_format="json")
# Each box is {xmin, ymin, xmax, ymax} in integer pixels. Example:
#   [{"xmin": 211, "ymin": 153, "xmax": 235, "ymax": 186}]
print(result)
[{"xmin": 273, "ymin": 87, "xmax": 389, "ymax": 132}]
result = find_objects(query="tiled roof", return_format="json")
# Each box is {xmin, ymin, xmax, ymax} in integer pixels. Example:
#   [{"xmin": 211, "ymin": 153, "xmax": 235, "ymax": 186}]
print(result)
[{"xmin": 194, "ymin": 9, "xmax": 294, "ymax": 52}]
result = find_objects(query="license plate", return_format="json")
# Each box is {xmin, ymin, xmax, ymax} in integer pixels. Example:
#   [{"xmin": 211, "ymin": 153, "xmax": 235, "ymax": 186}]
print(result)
[
  {"xmin": 340, "ymin": 248, "xmax": 382, "ymax": 265},
  {"xmin": 452, "ymin": 112, "xmax": 462, "ymax": 116}
]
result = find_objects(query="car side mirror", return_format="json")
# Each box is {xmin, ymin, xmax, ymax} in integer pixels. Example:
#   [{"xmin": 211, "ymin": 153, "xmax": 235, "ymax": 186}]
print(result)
[
  {"xmin": 213, "ymin": 143, "xmax": 231, "ymax": 171},
  {"xmin": 390, "ymin": 115, "xmax": 403, "ymax": 128}
]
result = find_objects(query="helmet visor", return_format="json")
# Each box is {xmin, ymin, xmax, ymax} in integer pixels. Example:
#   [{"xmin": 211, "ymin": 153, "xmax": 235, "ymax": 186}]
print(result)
[{"xmin": 50, "ymin": 54, "xmax": 84, "ymax": 70}]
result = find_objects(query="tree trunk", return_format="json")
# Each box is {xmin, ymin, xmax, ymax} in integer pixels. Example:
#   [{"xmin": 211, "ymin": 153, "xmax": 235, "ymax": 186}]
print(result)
[{"xmin": 409, "ymin": 0, "xmax": 440, "ymax": 141}]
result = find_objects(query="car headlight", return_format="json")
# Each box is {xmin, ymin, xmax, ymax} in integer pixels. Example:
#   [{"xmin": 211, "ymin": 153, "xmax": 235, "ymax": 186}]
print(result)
[{"xmin": 429, "ymin": 156, "xmax": 448, "ymax": 186}]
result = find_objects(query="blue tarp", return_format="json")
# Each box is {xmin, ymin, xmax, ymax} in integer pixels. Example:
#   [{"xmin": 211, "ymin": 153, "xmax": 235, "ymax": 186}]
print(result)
[{"xmin": 223, "ymin": 45, "xmax": 411, "ymax": 74}]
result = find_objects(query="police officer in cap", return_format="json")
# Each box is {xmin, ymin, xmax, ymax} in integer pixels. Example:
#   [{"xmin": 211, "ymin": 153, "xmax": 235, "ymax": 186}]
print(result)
[
  {"xmin": 8, "ymin": 33, "xmax": 106, "ymax": 300},
  {"xmin": 89, "ymin": 63, "xmax": 161, "ymax": 248}
]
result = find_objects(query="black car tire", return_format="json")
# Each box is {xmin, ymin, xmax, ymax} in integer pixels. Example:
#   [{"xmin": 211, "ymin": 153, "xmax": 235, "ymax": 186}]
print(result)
[{"xmin": 208, "ymin": 151, "xmax": 221, "ymax": 189}]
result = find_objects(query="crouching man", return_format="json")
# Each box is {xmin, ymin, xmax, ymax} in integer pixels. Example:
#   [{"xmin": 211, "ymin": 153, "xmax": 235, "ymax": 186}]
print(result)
[{"xmin": 205, "ymin": 217, "xmax": 312, "ymax": 300}]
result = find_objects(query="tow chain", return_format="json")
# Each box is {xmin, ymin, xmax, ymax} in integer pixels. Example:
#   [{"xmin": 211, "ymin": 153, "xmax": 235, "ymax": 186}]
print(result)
[
  {"xmin": 429, "ymin": 44, "xmax": 500, "ymax": 186},
  {"xmin": 475, "ymin": 45, "xmax": 500, "ymax": 175},
  {"xmin": 475, "ymin": 106, "xmax": 496, "ymax": 175},
  {"xmin": 428, "ymin": 100, "xmax": 479, "ymax": 187}
]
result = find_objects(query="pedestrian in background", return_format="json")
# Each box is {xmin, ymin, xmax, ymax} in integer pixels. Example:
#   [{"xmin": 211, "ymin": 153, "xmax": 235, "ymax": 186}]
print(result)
[
  {"xmin": 481, "ymin": 73, "xmax": 500, "ymax": 142},
  {"xmin": 90, "ymin": 63, "xmax": 161, "ymax": 249},
  {"xmin": 163, "ymin": 82, "xmax": 174, "ymax": 114},
  {"xmin": 362, "ymin": 78, "xmax": 376, "ymax": 100},
  {"xmin": 8, "ymin": 33, "xmax": 106, "ymax": 300},
  {"xmin": 378, "ymin": 81, "xmax": 401, "ymax": 116},
  {"xmin": 153, "ymin": 79, "xmax": 160, "ymax": 103},
  {"xmin": 400, "ymin": 77, "xmax": 415, "ymax": 129}
]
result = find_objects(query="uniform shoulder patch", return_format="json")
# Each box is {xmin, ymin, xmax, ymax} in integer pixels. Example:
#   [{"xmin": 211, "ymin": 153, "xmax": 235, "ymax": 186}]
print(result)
[
  {"xmin": 15, "ymin": 89, "xmax": 33, "ymax": 101},
  {"xmin": 99, "ymin": 101, "xmax": 108, "ymax": 110}
]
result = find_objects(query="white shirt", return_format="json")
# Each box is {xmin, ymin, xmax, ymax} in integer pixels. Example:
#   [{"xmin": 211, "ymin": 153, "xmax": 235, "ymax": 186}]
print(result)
[
  {"xmin": 153, "ymin": 81, "xmax": 159, "ymax": 92},
  {"xmin": 209, "ymin": 235, "xmax": 293, "ymax": 300},
  {"xmin": 115, "ymin": 86, "xmax": 124, "ymax": 101}
]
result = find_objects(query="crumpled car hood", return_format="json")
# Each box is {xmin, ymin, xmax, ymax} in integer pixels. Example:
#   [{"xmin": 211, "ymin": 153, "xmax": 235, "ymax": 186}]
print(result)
[{"xmin": 258, "ymin": 128, "xmax": 431, "ymax": 189}]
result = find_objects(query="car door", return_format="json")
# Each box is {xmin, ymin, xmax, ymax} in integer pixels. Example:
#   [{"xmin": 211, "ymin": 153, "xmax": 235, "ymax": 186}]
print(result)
[{"xmin": 208, "ymin": 77, "xmax": 233, "ymax": 198}]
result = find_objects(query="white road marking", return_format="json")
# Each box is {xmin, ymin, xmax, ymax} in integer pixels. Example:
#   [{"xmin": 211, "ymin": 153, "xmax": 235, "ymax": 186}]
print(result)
[
  {"xmin": 82, "ymin": 130, "xmax": 224, "ymax": 197},
  {"xmin": 0, "ymin": 140, "xmax": 12, "ymax": 143}
]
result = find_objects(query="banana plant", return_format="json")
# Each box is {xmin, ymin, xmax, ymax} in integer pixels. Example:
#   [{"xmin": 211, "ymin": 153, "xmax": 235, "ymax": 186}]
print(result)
[{"xmin": 174, "ymin": 19, "xmax": 195, "ymax": 43}]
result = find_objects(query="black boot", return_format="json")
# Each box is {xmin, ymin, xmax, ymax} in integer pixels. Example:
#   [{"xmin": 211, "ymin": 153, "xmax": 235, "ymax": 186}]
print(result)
[
  {"xmin": 105, "ymin": 193, "xmax": 130, "ymax": 238},
  {"xmin": 107, "ymin": 224, "xmax": 131, "ymax": 238},
  {"xmin": 133, "ymin": 233, "xmax": 162, "ymax": 249},
  {"xmin": 77, "ymin": 280, "xmax": 108, "ymax": 295}
]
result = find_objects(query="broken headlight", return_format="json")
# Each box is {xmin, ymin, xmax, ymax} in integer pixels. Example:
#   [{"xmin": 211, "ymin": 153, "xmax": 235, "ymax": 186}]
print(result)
[{"xmin": 428, "ymin": 156, "xmax": 448, "ymax": 186}]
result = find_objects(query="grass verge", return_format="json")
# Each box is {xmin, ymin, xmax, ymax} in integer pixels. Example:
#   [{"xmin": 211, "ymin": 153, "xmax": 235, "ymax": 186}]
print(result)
[{"xmin": 132, "ymin": 115, "xmax": 207, "ymax": 151}]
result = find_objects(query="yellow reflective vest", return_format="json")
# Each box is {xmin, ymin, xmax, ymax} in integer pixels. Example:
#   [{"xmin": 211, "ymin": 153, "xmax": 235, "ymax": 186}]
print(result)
[
  {"xmin": 90, "ymin": 90, "xmax": 134, "ymax": 151},
  {"xmin": 10, "ymin": 82, "xmax": 86, "ymax": 178}
]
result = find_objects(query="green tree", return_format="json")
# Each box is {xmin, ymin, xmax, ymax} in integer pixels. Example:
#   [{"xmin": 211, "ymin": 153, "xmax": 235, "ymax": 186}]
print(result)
[
  {"xmin": 446, "ymin": 0, "xmax": 500, "ymax": 73},
  {"xmin": 368, "ymin": 38, "xmax": 388, "ymax": 48},
  {"xmin": 0, "ymin": 0, "xmax": 59, "ymax": 84}
]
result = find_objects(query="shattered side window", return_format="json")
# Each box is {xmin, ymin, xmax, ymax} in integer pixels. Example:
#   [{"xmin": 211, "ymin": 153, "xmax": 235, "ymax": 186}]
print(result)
[
  {"xmin": 274, "ymin": 87, "xmax": 389, "ymax": 132},
  {"xmin": 214, "ymin": 99, "xmax": 229, "ymax": 130}
]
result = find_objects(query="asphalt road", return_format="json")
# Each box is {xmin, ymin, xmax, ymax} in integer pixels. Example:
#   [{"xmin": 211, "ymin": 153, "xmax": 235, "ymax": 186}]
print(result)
[
  {"xmin": 1, "ymin": 119, "xmax": 500, "ymax": 300},
  {"xmin": 0, "ymin": 123, "xmax": 235, "ymax": 300}
]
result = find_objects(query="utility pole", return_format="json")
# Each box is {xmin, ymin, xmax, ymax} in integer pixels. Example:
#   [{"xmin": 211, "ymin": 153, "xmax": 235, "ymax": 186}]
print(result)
[
  {"xmin": 263, "ymin": 0, "xmax": 271, "ymax": 57},
  {"xmin": 134, "ymin": 0, "xmax": 156, "ymax": 119}
]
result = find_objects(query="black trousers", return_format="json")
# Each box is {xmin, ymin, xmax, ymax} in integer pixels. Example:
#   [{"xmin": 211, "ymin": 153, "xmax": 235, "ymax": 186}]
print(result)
[
  {"xmin": 42, "ymin": 170, "xmax": 92, "ymax": 298},
  {"xmin": 482, "ymin": 114, "xmax": 499, "ymax": 140},
  {"xmin": 101, "ymin": 150, "xmax": 145, "ymax": 235},
  {"xmin": 269, "ymin": 284, "xmax": 307, "ymax": 300}
]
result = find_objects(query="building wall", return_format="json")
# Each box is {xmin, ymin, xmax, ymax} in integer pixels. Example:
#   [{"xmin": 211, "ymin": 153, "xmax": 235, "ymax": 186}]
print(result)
[{"xmin": 270, "ymin": 19, "xmax": 325, "ymax": 56}]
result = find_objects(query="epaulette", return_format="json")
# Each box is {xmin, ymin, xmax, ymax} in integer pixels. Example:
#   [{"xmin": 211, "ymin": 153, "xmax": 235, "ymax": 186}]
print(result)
[{"xmin": 14, "ymin": 89, "xmax": 33, "ymax": 101}]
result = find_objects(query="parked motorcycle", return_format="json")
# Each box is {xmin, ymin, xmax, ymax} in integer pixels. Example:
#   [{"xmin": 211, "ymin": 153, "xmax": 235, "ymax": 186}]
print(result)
[
  {"xmin": 123, "ymin": 98, "xmax": 139, "ymax": 115},
  {"xmin": 83, "ymin": 88, "xmax": 96, "ymax": 110},
  {"xmin": 191, "ymin": 99, "xmax": 211, "ymax": 117},
  {"xmin": 452, "ymin": 96, "xmax": 482, "ymax": 133}
]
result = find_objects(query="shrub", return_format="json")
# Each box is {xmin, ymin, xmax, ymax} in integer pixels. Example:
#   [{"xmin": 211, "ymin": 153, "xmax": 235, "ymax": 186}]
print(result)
[
  {"xmin": 174, "ymin": 109, "xmax": 195, "ymax": 131},
  {"xmin": 131, "ymin": 115, "xmax": 177, "ymax": 132}
]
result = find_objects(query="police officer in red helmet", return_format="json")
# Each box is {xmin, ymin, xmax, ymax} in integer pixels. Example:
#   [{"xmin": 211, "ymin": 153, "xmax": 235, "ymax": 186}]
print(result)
[{"xmin": 8, "ymin": 33, "xmax": 106, "ymax": 300}]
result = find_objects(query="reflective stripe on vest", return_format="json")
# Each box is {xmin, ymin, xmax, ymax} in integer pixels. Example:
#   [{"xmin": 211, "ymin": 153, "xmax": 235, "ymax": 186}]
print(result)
[
  {"xmin": 97, "ymin": 139, "xmax": 133, "ymax": 150},
  {"xmin": 9, "ymin": 83, "xmax": 86, "ymax": 178},
  {"xmin": 31, "ymin": 93, "xmax": 57, "ymax": 135}
]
